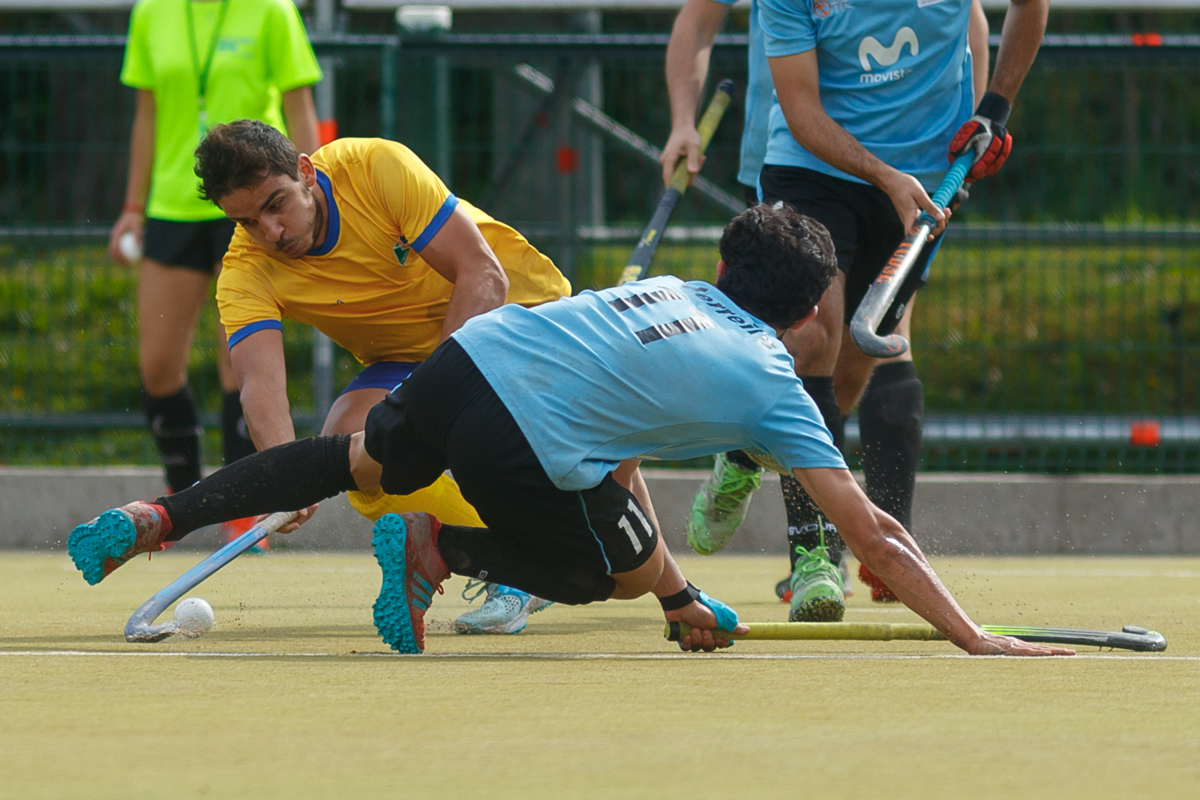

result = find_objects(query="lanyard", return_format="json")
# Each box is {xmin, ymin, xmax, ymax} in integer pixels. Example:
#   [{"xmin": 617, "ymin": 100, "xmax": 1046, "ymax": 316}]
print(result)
[{"xmin": 185, "ymin": 0, "xmax": 231, "ymax": 129}]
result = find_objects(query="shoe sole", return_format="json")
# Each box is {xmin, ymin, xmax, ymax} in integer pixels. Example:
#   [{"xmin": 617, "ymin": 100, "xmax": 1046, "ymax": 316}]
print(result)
[
  {"xmin": 67, "ymin": 510, "xmax": 135, "ymax": 586},
  {"xmin": 454, "ymin": 612, "xmax": 529, "ymax": 635},
  {"xmin": 371, "ymin": 515, "xmax": 421, "ymax": 654},
  {"xmin": 789, "ymin": 595, "xmax": 846, "ymax": 623},
  {"xmin": 453, "ymin": 595, "xmax": 553, "ymax": 635}
]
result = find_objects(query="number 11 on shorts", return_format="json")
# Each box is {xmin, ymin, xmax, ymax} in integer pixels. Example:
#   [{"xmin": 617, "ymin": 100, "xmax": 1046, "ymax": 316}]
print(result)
[{"xmin": 617, "ymin": 499, "xmax": 653, "ymax": 554}]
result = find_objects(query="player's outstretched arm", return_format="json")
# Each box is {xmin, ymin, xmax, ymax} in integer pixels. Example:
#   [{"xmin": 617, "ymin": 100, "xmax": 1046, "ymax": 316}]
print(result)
[
  {"xmin": 792, "ymin": 467, "xmax": 1073, "ymax": 656},
  {"xmin": 662, "ymin": 0, "xmax": 730, "ymax": 186},
  {"xmin": 768, "ymin": 51, "xmax": 945, "ymax": 240},
  {"xmin": 228, "ymin": 327, "xmax": 295, "ymax": 451},
  {"xmin": 109, "ymin": 89, "xmax": 154, "ymax": 265},
  {"xmin": 418, "ymin": 207, "xmax": 510, "ymax": 341}
]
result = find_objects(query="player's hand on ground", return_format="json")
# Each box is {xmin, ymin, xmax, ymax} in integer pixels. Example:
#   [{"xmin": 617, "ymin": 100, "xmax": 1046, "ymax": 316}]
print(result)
[
  {"xmin": 256, "ymin": 504, "xmax": 319, "ymax": 534},
  {"xmin": 664, "ymin": 601, "xmax": 749, "ymax": 652},
  {"xmin": 964, "ymin": 631, "xmax": 1075, "ymax": 657},
  {"xmin": 108, "ymin": 211, "xmax": 143, "ymax": 265},
  {"xmin": 880, "ymin": 170, "xmax": 947, "ymax": 241},
  {"xmin": 660, "ymin": 125, "xmax": 703, "ymax": 187}
]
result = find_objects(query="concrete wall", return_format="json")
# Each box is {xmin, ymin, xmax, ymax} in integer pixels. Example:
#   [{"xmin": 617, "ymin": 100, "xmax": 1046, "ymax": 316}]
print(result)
[{"xmin": 2, "ymin": 467, "xmax": 1198, "ymax": 554}]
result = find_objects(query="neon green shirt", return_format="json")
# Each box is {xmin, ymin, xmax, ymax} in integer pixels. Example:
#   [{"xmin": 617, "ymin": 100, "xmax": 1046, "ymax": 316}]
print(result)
[{"xmin": 121, "ymin": 0, "xmax": 322, "ymax": 221}]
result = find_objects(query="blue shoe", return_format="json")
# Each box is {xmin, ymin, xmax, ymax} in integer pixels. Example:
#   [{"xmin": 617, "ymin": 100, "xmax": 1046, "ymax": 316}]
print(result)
[
  {"xmin": 372, "ymin": 513, "xmax": 449, "ymax": 654},
  {"xmin": 454, "ymin": 581, "xmax": 553, "ymax": 634},
  {"xmin": 68, "ymin": 502, "xmax": 172, "ymax": 585}
]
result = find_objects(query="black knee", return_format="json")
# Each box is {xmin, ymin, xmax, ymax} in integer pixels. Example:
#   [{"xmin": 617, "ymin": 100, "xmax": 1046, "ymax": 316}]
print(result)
[{"xmin": 142, "ymin": 384, "xmax": 202, "ymax": 492}]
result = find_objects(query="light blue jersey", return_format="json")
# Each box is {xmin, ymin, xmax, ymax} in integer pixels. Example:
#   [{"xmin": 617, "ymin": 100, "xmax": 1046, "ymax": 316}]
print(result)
[
  {"xmin": 758, "ymin": 0, "xmax": 974, "ymax": 191},
  {"xmin": 714, "ymin": 0, "xmax": 772, "ymax": 188},
  {"xmin": 452, "ymin": 276, "xmax": 847, "ymax": 492}
]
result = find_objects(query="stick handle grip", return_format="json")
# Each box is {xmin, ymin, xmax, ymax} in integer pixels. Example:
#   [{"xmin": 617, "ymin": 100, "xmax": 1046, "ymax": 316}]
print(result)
[
  {"xmin": 665, "ymin": 621, "xmax": 943, "ymax": 642},
  {"xmin": 848, "ymin": 150, "xmax": 977, "ymax": 358},
  {"xmin": 620, "ymin": 79, "xmax": 735, "ymax": 286}
]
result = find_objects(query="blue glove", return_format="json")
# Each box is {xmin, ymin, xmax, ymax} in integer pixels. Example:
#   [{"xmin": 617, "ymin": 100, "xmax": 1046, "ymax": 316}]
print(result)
[{"xmin": 696, "ymin": 590, "xmax": 739, "ymax": 632}]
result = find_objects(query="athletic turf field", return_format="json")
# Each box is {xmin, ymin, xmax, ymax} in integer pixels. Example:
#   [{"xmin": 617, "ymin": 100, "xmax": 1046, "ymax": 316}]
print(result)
[{"xmin": 2, "ymin": 551, "xmax": 1197, "ymax": 799}]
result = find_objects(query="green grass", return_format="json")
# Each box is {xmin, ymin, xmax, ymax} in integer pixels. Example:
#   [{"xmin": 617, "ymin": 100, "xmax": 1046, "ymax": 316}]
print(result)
[{"xmin": 1, "ymin": 551, "xmax": 1198, "ymax": 798}]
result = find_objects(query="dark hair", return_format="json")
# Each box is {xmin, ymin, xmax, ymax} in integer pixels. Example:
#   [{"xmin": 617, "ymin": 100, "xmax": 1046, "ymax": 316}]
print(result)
[
  {"xmin": 195, "ymin": 120, "xmax": 301, "ymax": 204},
  {"xmin": 715, "ymin": 202, "xmax": 837, "ymax": 330}
]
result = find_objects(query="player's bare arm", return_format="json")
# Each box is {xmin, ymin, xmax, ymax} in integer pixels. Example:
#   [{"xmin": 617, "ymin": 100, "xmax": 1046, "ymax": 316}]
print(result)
[
  {"xmin": 969, "ymin": 0, "xmax": 990, "ymax": 102},
  {"xmin": 768, "ymin": 50, "xmax": 946, "ymax": 240},
  {"xmin": 989, "ymin": 0, "xmax": 1049, "ymax": 102},
  {"xmin": 280, "ymin": 85, "xmax": 321, "ymax": 157},
  {"xmin": 228, "ymin": 327, "xmax": 294, "ymax": 450},
  {"xmin": 661, "ymin": 0, "xmax": 729, "ymax": 185},
  {"xmin": 949, "ymin": 0, "xmax": 1047, "ymax": 180},
  {"xmin": 108, "ymin": 89, "xmax": 155, "ymax": 265},
  {"xmin": 417, "ymin": 207, "xmax": 510, "ymax": 342},
  {"xmin": 793, "ymin": 466, "xmax": 1073, "ymax": 657},
  {"xmin": 608, "ymin": 459, "xmax": 747, "ymax": 651}
]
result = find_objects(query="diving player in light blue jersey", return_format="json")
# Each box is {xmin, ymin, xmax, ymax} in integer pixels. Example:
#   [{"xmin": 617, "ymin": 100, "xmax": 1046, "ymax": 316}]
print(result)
[
  {"xmin": 664, "ymin": 0, "xmax": 996, "ymax": 618},
  {"xmin": 67, "ymin": 203, "xmax": 1073, "ymax": 658}
]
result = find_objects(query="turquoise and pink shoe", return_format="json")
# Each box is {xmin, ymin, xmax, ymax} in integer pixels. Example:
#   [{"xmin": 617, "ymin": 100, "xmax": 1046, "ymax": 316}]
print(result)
[
  {"xmin": 67, "ymin": 501, "xmax": 173, "ymax": 585},
  {"xmin": 372, "ymin": 513, "xmax": 450, "ymax": 654}
]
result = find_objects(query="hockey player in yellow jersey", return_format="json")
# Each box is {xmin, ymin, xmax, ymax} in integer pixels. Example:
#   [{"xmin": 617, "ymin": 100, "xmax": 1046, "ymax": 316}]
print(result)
[{"xmin": 197, "ymin": 121, "xmax": 571, "ymax": 632}]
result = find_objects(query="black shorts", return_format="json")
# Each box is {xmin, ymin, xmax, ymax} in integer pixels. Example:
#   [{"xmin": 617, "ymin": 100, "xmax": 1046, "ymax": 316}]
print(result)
[
  {"xmin": 143, "ymin": 218, "xmax": 237, "ymax": 273},
  {"xmin": 759, "ymin": 165, "xmax": 942, "ymax": 336},
  {"xmin": 363, "ymin": 339, "xmax": 658, "ymax": 576}
]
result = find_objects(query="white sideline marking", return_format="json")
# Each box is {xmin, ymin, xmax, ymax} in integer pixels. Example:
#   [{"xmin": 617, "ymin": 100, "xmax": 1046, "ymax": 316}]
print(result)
[
  {"xmin": 0, "ymin": 650, "xmax": 1194, "ymax": 662},
  {"xmin": 943, "ymin": 568, "xmax": 1200, "ymax": 579}
]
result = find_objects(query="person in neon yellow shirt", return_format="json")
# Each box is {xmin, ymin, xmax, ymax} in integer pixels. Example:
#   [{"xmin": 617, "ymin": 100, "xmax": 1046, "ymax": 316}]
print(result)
[
  {"xmin": 196, "ymin": 121, "xmax": 572, "ymax": 633},
  {"xmin": 108, "ymin": 0, "xmax": 321, "ymax": 518}
]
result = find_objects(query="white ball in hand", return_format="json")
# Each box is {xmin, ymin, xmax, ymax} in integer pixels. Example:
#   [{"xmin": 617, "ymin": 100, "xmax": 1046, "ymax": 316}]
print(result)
[
  {"xmin": 174, "ymin": 597, "xmax": 215, "ymax": 638},
  {"xmin": 118, "ymin": 231, "xmax": 142, "ymax": 262}
]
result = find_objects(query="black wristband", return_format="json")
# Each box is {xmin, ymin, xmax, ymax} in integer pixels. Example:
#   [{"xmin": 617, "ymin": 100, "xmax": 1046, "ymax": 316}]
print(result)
[
  {"xmin": 658, "ymin": 582, "xmax": 701, "ymax": 611},
  {"xmin": 975, "ymin": 91, "xmax": 1013, "ymax": 127}
]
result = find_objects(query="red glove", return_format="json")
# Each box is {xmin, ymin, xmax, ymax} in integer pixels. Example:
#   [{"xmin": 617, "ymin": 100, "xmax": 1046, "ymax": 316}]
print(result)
[{"xmin": 949, "ymin": 91, "xmax": 1013, "ymax": 182}]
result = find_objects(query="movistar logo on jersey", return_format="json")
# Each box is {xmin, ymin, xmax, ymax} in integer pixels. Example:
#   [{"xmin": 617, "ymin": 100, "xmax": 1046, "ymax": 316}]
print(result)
[{"xmin": 858, "ymin": 27, "xmax": 919, "ymax": 84}]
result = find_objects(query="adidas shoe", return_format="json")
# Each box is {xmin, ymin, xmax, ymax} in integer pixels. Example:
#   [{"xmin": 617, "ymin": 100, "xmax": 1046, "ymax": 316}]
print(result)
[
  {"xmin": 788, "ymin": 545, "xmax": 845, "ymax": 622},
  {"xmin": 372, "ymin": 513, "xmax": 450, "ymax": 654},
  {"xmin": 686, "ymin": 453, "xmax": 762, "ymax": 555},
  {"xmin": 68, "ymin": 501, "xmax": 173, "ymax": 585},
  {"xmin": 454, "ymin": 581, "xmax": 553, "ymax": 634}
]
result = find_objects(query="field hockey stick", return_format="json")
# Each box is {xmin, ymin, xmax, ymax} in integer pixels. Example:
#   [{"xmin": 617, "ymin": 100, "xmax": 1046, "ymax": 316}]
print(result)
[
  {"xmin": 124, "ymin": 511, "xmax": 298, "ymax": 643},
  {"xmin": 618, "ymin": 78, "xmax": 735, "ymax": 286},
  {"xmin": 848, "ymin": 146, "xmax": 984, "ymax": 359},
  {"xmin": 665, "ymin": 621, "xmax": 1168, "ymax": 653}
]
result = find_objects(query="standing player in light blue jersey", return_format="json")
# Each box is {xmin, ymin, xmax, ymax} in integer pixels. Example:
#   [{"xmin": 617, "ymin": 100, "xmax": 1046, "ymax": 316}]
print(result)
[
  {"xmin": 666, "ymin": 0, "xmax": 1042, "ymax": 622},
  {"xmin": 66, "ymin": 204, "xmax": 1071, "ymax": 659}
]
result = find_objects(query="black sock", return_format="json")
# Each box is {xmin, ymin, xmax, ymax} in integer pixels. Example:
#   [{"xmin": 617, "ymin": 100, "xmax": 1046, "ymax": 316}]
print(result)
[
  {"xmin": 156, "ymin": 435, "xmax": 357, "ymax": 541},
  {"xmin": 438, "ymin": 524, "xmax": 616, "ymax": 605},
  {"xmin": 143, "ymin": 385, "xmax": 202, "ymax": 492},
  {"xmin": 782, "ymin": 376, "xmax": 846, "ymax": 567},
  {"xmin": 859, "ymin": 361, "xmax": 923, "ymax": 532},
  {"xmin": 222, "ymin": 391, "xmax": 257, "ymax": 465},
  {"xmin": 726, "ymin": 450, "xmax": 762, "ymax": 471}
]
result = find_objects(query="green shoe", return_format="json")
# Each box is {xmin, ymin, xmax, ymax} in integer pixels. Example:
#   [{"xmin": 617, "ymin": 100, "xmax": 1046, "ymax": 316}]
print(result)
[
  {"xmin": 686, "ymin": 453, "xmax": 763, "ymax": 555},
  {"xmin": 788, "ymin": 545, "xmax": 845, "ymax": 622}
]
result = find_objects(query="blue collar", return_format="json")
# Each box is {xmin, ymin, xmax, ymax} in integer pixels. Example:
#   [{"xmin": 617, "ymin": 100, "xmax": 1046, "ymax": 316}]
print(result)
[{"xmin": 306, "ymin": 169, "xmax": 340, "ymax": 257}]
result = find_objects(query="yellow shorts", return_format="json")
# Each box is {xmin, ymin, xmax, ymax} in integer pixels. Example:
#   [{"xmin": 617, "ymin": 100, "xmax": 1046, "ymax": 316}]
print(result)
[{"xmin": 346, "ymin": 472, "xmax": 484, "ymax": 527}]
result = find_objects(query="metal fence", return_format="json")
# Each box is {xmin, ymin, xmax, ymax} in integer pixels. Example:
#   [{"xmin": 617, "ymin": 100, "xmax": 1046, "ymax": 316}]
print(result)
[{"xmin": 2, "ymin": 31, "xmax": 1199, "ymax": 471}]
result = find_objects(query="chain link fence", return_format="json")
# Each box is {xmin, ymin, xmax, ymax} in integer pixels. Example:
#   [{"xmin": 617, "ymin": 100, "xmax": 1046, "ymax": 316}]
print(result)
[{"xmin": 1, "ymin": 29, "xmax": 1198, "ymax": 470}]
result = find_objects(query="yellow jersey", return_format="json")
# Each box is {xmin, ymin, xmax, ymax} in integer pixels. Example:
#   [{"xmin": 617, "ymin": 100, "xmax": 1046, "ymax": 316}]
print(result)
[{"xmin": 218, "ymin": 138, "xmax": 571, "ymax": 364}]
